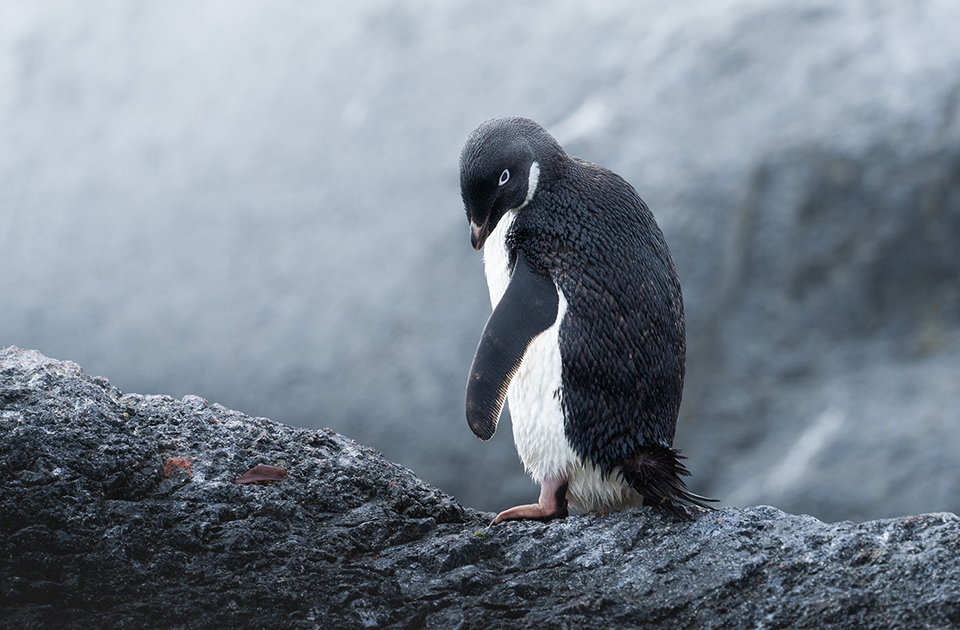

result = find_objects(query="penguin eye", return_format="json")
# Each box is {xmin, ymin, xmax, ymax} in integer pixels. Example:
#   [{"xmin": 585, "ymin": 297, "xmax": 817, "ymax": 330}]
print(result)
[{"xmin": 498, "ymin": 169, "xmax": 510, "ymax": 186}]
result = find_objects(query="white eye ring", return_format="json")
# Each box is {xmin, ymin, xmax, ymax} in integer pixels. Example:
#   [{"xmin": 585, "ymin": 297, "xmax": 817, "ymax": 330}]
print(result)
[{"xmin": 498, "ymin": 169, "xmax": 510, "ymax": 186}]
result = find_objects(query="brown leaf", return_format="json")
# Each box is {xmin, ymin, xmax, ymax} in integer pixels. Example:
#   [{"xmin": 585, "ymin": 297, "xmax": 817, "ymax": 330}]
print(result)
[{"xmin": 234, "ymin": 464, "xmax": 288, "ymax": 485}]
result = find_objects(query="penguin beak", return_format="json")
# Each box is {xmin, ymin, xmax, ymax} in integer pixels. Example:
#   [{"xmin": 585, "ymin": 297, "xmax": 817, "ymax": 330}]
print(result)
[{"xmin": 470, "ymin": 219, "xmax": 491, "ymax": 251}]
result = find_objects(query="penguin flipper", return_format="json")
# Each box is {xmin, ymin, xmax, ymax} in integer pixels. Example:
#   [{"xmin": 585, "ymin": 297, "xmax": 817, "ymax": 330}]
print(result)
[{"xmin": 466, "ymin": 253, "xmax": 559, "ymax": 441}]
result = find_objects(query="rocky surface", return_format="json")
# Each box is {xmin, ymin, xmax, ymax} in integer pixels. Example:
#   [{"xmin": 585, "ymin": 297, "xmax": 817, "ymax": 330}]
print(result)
[{"xmin": 3, "ymin": 347, "xmax": 960, "ymax": 629}]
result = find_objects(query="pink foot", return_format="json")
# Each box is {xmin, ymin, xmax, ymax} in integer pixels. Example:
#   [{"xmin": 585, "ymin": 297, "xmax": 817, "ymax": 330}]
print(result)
[{"xmin": 492, "ymin": 476, "xmax": 569, "ymax": 525}]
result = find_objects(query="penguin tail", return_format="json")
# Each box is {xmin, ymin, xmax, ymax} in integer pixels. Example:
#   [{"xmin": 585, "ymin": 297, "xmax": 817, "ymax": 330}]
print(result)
[{"xmin": 622, "ymin": 445, "xmax": 718, "ymax": 519}]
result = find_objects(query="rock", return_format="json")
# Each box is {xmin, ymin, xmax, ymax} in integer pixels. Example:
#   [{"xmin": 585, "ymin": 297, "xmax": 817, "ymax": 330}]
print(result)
[{"xmin": 3, "ymin": 347, "xmax": 959, "ymax": 629}]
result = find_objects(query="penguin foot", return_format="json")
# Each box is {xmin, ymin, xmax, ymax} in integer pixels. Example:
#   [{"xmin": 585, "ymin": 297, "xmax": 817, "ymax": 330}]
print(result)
[{"xmin": 492, "ymin": 477, "xmax": 569, "ymax": 525}]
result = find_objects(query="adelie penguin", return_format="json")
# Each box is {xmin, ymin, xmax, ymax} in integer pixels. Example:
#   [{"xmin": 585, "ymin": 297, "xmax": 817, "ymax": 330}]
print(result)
[{"xmin": 460, "ymin": 116, "xmax": 714, "ymax": 524}]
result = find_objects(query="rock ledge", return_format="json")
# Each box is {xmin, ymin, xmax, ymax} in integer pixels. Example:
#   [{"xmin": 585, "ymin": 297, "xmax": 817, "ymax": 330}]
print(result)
[{"xmin": 2, "ymin": 347, "xmax": 958, "ymax": 629}]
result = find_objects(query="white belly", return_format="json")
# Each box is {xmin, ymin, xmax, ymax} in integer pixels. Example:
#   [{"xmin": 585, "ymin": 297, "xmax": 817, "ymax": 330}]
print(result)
[{"xmin": 483, "ymin": 212, "xmax": 642, "ymax": 514}]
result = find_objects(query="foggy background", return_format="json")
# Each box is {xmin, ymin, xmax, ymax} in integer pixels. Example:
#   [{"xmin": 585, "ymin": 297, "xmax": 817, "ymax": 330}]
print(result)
[{"xmin": 2, "ymin": 0, "xmax": 959, "ymax": 523}]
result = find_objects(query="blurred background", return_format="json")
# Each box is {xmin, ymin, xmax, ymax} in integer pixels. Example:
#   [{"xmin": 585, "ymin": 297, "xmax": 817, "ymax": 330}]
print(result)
[{"xmin": 2, "ymin": 0, "xmax": 959, "ymax": 523}]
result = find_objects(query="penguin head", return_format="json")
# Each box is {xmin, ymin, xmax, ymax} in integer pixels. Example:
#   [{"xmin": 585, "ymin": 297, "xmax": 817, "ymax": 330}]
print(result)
[{"xmin": 459, "ymin": 117, "xmax": 562, "ymax": 250}]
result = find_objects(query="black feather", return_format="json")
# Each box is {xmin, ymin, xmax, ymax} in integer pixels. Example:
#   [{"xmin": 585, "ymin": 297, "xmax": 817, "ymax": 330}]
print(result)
[{"xmin": 621, "ymin": 445, "xmax": 717, "ymax": 519}]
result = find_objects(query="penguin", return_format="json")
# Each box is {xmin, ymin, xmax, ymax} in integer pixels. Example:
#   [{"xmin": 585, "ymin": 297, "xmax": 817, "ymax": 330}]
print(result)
[{"xmin": 459, "ymin": 116, "xmax": 713, "ymax": 524}]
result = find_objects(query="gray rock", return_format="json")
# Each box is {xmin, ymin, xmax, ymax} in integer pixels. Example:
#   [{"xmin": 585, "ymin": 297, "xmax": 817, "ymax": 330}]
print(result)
[{"xmin": 3, "ymin": 347, "xmax": 960, "ymax": 629}]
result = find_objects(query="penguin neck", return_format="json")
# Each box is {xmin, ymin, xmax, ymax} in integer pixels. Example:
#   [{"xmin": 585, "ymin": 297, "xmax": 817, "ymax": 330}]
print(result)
[{"xmin": 482, "ymin": 210, "xmax": 517, "ymax": 308}]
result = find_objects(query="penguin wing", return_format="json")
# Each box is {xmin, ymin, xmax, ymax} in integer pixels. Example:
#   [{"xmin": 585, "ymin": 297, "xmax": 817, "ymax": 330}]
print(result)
[{"xmin": 466, "ymin": 253, "xmax": 559, "ymax": 440}]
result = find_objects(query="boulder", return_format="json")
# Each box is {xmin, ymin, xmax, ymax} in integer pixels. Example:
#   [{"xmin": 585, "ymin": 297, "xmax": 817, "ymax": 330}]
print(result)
[{"xmin": 3, "ymin": 348, "xmax": 959, "ymax": 629}]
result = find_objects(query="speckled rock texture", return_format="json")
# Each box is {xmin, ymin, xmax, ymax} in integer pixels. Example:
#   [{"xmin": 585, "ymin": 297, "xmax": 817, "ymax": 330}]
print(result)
[{"xmin": 2, "ymin": 347, "xmax": 959, "ymax": 629}]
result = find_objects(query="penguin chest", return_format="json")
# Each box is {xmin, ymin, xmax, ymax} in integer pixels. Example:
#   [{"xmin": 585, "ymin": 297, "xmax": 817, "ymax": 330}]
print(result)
[{"xmin": 507, "ymin": 290, "xmax": 576, "ymax": 483}]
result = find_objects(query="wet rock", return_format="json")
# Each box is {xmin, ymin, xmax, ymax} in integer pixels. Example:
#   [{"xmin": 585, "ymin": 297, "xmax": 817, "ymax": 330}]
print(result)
[{"xmin": 2, "ymin": 348, "xmax": 959, "ymax": 629}]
